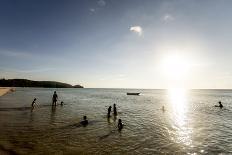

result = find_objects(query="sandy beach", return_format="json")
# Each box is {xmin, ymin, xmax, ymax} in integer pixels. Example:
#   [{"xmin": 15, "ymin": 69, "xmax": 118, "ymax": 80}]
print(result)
[{"xmin": 0, "ymin": 87, "xmax": 14, "ymax": 97}]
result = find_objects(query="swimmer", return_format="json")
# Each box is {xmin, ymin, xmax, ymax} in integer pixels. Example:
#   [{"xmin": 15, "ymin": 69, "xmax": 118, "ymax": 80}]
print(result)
[
  {"xmin": 118, "ymin": 119, "xmax": 123, "ymax": 130},
  {"xmin": 218, "ymin": 101, "xmax": 223, "ymax": 108},
  {"xmin": 61, "ymin": 101, "xmax": 64, "ymax": 106},
  {"xmin": 80, "ymin": 116, "xmax": 88, "ymax": 126}
]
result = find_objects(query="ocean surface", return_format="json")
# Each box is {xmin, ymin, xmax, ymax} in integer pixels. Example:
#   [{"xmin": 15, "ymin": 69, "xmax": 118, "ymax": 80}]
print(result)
[{"xmin": 0, "ymin": 88, "xmax": 232, "ymax": 154}]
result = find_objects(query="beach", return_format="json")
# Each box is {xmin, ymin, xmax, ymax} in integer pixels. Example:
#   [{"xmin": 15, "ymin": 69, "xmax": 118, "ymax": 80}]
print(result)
[{"xmin": 0, "ymin": 87, "xmax": 14, "ymax": 97}]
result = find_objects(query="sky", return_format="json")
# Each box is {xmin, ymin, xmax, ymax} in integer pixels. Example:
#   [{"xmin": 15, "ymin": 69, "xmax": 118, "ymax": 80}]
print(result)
[{"xmin": 1, "ymin": 0, "xmax": 232, "ymax": 89}]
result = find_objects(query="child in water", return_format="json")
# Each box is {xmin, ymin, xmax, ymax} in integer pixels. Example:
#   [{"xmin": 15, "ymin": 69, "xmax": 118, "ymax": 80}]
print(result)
[
  {"xmin": 218, "ymin": 101, "xmax": 223, "ymax": 108},
  {"xmin": 162, "ymin": 106, "xmax": 165, "ymax": 111},
  {"xmin": 113, "ymin": 103, "xmax": 117, "ymax": 115},
  {"xmin": 107, "ymin": 106, "xmax": 112, "ymax": 117},
  {"xmin": 118, "ymin": 119, "xmax": 123, "ymax": 130},
  {"xmin": 81, "ymin": 116, "xmax": 88, "ymax": 126}
]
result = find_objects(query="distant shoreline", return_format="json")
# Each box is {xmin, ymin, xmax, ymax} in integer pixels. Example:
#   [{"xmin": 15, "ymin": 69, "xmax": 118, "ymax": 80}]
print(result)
[{"xmin": 0, "ymin": 79, "xmax": 84, "ymax": 88}]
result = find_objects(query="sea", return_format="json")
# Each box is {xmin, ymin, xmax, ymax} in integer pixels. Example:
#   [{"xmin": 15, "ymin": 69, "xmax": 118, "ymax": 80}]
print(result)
[{"xmin": 0, "ymin": 88, "xmax": 232, "ymax": 154}]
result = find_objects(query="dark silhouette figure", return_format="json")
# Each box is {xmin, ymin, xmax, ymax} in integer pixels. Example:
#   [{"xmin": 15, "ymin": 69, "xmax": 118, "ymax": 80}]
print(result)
[
  {"xmin": 52, "ymin": 91, "xmax": 58, "ymax": 106},
  {"xmin": 61, "ymin": 101, "xmax": 64, "ymax": 106},
  {"xmin": 107, "ymin": 106, "xmax": 112, "ymax": 118},
  {"xmin": 162, "ymin": 106, "xmax": 165, "ymax": 112},
  {"xmin": 118, "ymin": 119, "xmax": 123, "ymax": 130},
  {"xmin": 31, "ymin": 98, "xmax": 37, "ymax": 108},
  {"xmin": 218, "ymin": 101, "xmax": 223, "ymax": 108},
  {"xmin": 113, "ymin": 104, "xmax": 117, "ymax": 115},
  {"xmin": 81, "ymin": 116, "xmax": 88, "ymax": 126},
  {"xmin": 31, "ymin": 98, "xmax": 37, "ymax": 111}
]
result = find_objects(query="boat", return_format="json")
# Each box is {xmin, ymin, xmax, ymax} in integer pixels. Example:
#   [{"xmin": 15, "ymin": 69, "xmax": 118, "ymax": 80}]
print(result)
[{"xmin": 127, "ymin": 93, "xmax": 140, "ymax": 95}]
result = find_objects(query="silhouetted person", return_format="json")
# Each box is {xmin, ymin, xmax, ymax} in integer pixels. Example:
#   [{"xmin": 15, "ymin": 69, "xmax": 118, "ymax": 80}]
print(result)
[
  {"xmin": 107, "ymin": 106, "xmax": 112, "ymax": 117},
  {"xmin": 81, "ymin": 116, "xmax": 88, "ymax": 126},
  {"xmin": 118, "ymin": 119, "xmax": 123, "ymax": 130},
  {"xmin": 218, "ymin": 101, "xmax": 223, "ymax": 108},
  {"xmin": 52, "ymin": 91, "xmax": 58, "ymax": 106},
  {"xmin": 61, "ymin": 101, "xmax": 64, "ymax": 106},
  {"xmin": 162, "ymin": 106, "xmax": 165, "ymax": 111},
  {"xmin": 113, "ymin": 104, "xmax": 117, "ymax": 115},
  {"xmin": 31, "ymin": 98, "xmax": 37, "ymax": 108}
]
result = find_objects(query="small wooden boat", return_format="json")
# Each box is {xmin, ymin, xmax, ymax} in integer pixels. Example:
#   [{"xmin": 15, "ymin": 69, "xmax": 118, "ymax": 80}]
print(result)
[{"xmin": 127, "ymin": 93, "xmax": 140, "ymax": 95}]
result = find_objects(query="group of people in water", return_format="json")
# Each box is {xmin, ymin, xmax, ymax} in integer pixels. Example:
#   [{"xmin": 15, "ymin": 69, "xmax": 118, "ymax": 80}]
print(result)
[
  {"xmin": 107, "ymin": 103, "xmax": 117, "ymax": 117},
  {"xmin": 107, "ymin": 103, "xmax": 123, "ymax": 130},
  {"xmin": 31, "ymin": 90, "xmax": 224, "ymax": 131},
  {"xmin": 31, "ymin": 91, "xmax": 124, "ymax": 130}
]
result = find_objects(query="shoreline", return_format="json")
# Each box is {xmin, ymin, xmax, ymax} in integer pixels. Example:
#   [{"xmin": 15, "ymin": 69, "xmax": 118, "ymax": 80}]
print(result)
[{"xmin": 0, "ymin": 87, "xmax": 15, "ymax": 97}]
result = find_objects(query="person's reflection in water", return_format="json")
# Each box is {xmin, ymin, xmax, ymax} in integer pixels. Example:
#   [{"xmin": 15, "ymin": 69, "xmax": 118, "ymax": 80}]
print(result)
[
  {"xmin": 29, "ymin": 109, "xmax": 35, "ymax": 123},
  {"xmin": 113, "ymin": 113, "xmax": 117, "ymax": 122},
  {"xmin": 107, "ymin": 116, "xmax": 111, "ymax": 124},
  {"xmin": 50, "ymin": 105, "xmax": 57, "ymax": 124}
]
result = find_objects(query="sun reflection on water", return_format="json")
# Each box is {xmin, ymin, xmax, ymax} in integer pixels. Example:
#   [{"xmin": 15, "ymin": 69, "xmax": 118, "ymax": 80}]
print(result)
[{"xmin": 168, "ymin": 88, "xmax": 192, "ymax": 146}]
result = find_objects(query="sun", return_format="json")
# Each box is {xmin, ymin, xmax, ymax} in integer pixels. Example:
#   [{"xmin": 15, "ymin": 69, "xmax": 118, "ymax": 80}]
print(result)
[{"xmin": 160, "ymin": 54, "xmax": 190, "ymax": 81}]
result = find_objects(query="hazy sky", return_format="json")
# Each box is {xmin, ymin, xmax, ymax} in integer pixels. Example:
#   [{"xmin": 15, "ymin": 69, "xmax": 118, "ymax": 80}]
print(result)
[{"xmin": 1, "ymin": 0, "xmax": 232, "ymax": 88}]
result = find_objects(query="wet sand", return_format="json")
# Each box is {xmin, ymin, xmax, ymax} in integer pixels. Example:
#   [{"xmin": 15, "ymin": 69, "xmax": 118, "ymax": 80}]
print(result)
[
  {"xmin": 0, "ymin": 87, "xmax": 14, "ymax": 97},
  {"xmin": 0, "ymin": 88, "xmax": 16, "ymax": 154},
  {"xmin": 0, "ymin": 149, "xmax": 14, "ymax": 155}
]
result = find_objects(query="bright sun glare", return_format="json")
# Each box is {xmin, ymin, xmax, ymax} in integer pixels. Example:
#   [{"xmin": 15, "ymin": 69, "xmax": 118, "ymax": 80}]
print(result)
[{"xmin": 161, "ymin": 55, "xmax": 190, "ymax": 80}]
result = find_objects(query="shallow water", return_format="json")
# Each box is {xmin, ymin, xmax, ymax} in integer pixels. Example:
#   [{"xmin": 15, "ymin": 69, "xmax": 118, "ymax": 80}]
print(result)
[{"xmin": 0, "ymin": 88, "xmax": 232, "ymax": 154}]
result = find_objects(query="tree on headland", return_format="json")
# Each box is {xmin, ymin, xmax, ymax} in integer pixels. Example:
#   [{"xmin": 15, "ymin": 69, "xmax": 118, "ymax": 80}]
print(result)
[{"xmin": 0, "ymin": 79, "xmax": 84, "ymax": 88}]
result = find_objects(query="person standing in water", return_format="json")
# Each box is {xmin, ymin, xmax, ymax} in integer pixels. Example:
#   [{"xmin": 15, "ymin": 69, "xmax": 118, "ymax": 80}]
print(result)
[
  {"xmin": 107, "ymin": 106, "xmax": 112, "ymax": 117},
  {"xmin": 113, "ymin": 104, "xmax": 117, "ymax": 115},
  {"xmin": 162, "ymin": 106, "xmax": 165, "ymax": 112},
  {"xmin": 52, "ymin": 91, "xmax": 58, "ymax": 106},
  {"xmin": 118, "ymin": 119, "xmax": 123, "ymax": 130},
  {"xmin": 31, "ymin": 98, "xmax": 37, "ymax": 108}
]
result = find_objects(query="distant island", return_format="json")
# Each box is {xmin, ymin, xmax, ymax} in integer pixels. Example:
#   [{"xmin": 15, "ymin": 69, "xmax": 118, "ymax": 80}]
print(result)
[{"xmin": 0, "ymin": 79, "xmax": 84, "ymax": 88}]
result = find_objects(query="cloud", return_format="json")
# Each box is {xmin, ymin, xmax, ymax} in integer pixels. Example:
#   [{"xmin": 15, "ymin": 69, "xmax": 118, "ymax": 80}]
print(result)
[
  {"xmin": 89, "ymin": 8, "xmax": 96, "ymax": 13},
  {"xmin": 130, "ymin": 26, "xmax": 143, "ymax": 36},
  {"xmin": 89, "ymin": 0, "xmax": 105, "ymax": 13},
  {"xmin": 162, "ymin": 14, "xmax": 175, "ymax": 22},
  {"xmin": 97, "ymin": 0, "xmax": 106, "ymax": 7}
]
